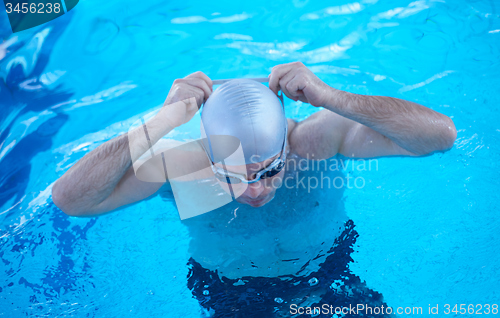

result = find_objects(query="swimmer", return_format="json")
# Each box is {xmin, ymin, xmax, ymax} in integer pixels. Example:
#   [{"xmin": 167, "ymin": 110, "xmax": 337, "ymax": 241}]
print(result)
[{"xmin": 52, "ymin": 62, "xmax": 456, "ymax": 317}]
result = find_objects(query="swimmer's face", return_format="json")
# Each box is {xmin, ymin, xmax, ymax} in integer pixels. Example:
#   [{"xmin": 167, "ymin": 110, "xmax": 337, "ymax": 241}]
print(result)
[{"xmin": 214, "ymin": 154, "xmax": 285, "ymax": 208}]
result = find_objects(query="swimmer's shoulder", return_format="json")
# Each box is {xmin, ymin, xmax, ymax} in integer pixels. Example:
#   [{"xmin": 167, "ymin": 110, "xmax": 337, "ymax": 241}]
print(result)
[
  {"xmin": 140, "ymin": 139, "xmax": 213, "ymax": 196},
  {"xmin": 287, "ymin": 118, "xmax": 298, "ymax": 137}
]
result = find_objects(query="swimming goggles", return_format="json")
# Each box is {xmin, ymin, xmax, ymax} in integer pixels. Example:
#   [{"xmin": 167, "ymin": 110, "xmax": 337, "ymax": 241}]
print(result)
[{"xmin": 209, "ymin": 143, "xmax": 286, "ymax": 184}]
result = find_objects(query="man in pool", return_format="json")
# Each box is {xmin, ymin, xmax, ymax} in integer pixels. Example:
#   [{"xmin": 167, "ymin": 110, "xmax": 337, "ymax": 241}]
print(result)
[{"xmin": 52, "ymin": 62, "xmax": 456, "ymax": 317}]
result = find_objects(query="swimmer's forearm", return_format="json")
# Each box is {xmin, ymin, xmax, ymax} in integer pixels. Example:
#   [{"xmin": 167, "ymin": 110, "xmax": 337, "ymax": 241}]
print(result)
[
  {"xmin": 128, "ymin": 110, "xmax": 177, "ymax": 162},
  {"xmin": 323, "ymin": 88, "xmax": 457, "ymax": 155},
  {"xmin": 52, "ymin": 114, "xmax": 175, "ymax": 216}
]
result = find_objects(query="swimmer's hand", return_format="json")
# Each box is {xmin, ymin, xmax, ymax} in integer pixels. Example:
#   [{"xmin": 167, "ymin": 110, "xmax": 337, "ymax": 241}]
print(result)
[
  {"xmin": 269, "ymin": 61, "xmax": 333, "ymax": 107},
  {"xmin": 162, "ymin": 71, "xmax": 213, "ymax": 127}
]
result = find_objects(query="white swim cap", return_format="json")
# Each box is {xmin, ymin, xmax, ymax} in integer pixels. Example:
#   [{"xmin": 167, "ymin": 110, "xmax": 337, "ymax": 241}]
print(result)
[{"xmin": 201, "ymin": 79, "xmax": 287, "ymax": 165}]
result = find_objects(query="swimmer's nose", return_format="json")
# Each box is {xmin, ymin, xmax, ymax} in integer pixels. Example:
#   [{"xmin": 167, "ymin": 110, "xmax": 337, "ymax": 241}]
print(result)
[{"xmin": 245, "ymin": 181, "xmax": 265, "ymax": 199}]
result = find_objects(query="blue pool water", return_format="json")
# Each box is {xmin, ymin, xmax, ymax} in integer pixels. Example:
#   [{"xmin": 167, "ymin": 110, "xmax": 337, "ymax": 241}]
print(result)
[{"xmin": 1, "ymin": 0, "xmax": 499, "ymax": 316}]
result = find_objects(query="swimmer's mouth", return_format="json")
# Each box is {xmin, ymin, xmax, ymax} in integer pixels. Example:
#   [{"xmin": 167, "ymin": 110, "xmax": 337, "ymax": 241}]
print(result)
[
  {"xmin": 247, "ymin": 198, "xmax": 265, "ymax": 204},
  {"xmin": 242, "ymin": 196, "xmax": 269, "ymax": 206}
]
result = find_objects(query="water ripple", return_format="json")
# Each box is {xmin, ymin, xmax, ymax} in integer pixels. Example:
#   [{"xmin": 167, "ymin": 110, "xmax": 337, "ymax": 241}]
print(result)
[
  {"xmin": 300, "ymin": 2, "xmax": 365, "ymax": 21},
  {"xmin": 399, "ymin": 70, "xmax": 455, "ymax": 93},
  {"xmin": 50, "ymin": 82, "xmax": 137, "ymax": 111},
  {"xmin": 171, "ymin": 13, "xmax": 252, "ymax": 24}
]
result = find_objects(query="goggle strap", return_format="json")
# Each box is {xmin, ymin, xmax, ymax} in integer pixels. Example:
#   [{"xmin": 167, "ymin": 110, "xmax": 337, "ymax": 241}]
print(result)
[{"xmin": 220, "ymin": 159, "xmax": 235, "ymax": 199}]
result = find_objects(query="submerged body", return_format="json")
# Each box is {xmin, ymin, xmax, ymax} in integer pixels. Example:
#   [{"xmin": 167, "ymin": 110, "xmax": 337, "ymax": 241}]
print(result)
[
  {"xmin": 175, "ymin": 154, "xmax": 347, "ymax": 279},
  {"xmin": 165, "ymin": 155, "xmax": 385, "ymax": 316}
]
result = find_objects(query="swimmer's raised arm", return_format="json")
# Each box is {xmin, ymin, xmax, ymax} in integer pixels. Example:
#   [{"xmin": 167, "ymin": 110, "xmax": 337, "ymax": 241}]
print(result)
[
  {"xmin": 269, "ymin": 62, "xmax": 457, "ymax": 159},
  {"xmin": 52, "ymin": 72, "xmax": 212, "ymax": 217}
]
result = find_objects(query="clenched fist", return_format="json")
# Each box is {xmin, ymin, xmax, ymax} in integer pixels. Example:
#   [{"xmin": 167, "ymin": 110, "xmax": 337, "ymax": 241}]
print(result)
[
  {"xmin": 162, "ymin": 71, "xmax": 213, "ymax": 128},
  {"xmin": 269, "ymin": 61, "xmax": 334, "ymax": 107}
]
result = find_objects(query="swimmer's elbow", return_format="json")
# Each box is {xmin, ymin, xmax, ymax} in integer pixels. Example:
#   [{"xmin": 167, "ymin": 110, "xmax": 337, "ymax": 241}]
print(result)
[
  {"xmin": 438, "ymin": 116, "xmax": 457, "ymax": 152},
  {"xmin": 412, "ymin": 117, "xmax": 456, "ymax": 156},
  {"xmin": 52, "ymin": 180, "xmax": 84, "ymax": 217}
]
